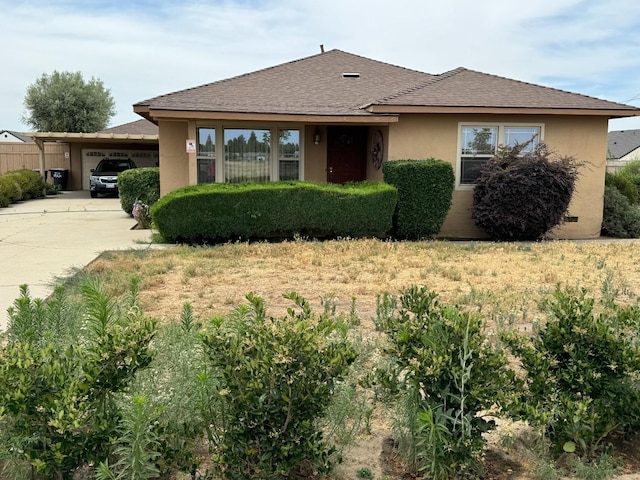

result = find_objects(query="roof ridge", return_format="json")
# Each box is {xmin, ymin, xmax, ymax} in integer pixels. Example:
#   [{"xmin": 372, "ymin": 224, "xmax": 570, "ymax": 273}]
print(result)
[{"xmin": 364, "ymin": 67, "xmax": 464, "ymax": 107}]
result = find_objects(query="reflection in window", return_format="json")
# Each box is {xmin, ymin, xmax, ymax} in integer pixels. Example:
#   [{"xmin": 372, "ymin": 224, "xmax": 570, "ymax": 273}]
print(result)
[
  {"xmin": 504, "ymin": 127, "xmax": 540, "ymax": 153},
  {"xmin": 458, "ymin": 124, "xmax": 542, "ymax": 185},
  {"xmin": 224, "ymin": 129, "xmax": 271, "ymax": 183},
  {"xmin": 279, "ymin": 129, "xmax": 300, "ymax": 181},
  {"xmin": 197, "ymin": 128, "xmax": 216, "ymax": 183},
  {"xmin": 461, "ymin": 127, "xmax": 497, "ymax": 155}
]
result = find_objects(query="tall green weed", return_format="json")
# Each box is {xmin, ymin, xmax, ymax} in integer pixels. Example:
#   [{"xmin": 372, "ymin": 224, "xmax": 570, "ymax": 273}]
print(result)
[{"xmin": 375, "ymin": 285, "xmax": 514, "ymax": 479}]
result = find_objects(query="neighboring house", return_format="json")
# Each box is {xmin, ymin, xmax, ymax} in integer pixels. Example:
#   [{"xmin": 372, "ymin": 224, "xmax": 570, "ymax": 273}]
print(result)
[
  {"xmin": 133, "ymin": 49, "xmax": 640, "ymax": 239},
  {"xmin": 25, "ymin": 119, "xmax": 159, "ymax": 190},
  {"xmin": 607, "ymin": 129, "xmax": 640, "ymax": 173},
  {"xmin": 0, "ymin": 130, "xmax": 31, "ymax": 143}
]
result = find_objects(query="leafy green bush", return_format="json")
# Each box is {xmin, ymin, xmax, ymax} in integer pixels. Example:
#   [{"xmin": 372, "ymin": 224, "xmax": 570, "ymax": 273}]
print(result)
[
  {"xmin": 605, "ymin": 172, "xmax": 639, "ymax": 205},
  {"xmin": 375, "ymin": 285, "xmax": 514, "ymax": 479},
  {"xmin": 4, "ymin": 169, "xmax": 46, "ymax": 200},
  {"xmin": 201, "ymin": 292, "xmax": 357, "ymax": 479},
  {"xmin": 618, "ymin": 160, "xmax": 640, "ymax": 197},
  {"xmin": 501, "ymin": 287, "xmax": 640, "ymax": 460},
  {"xmin": 151, "ymin": 181, "xmax": 396, "ymax": 243},
  {"xmin": 0, "ymin": 175, "xmax": 21, "ymax": 207},
  {"xmin": 0, "ymin": 281, "xmax": 156, "ymax": 479},
  {"xmin": 382, "ymin": 159, "xmax": 454, "ymax": 239},
  {"xmin": 472, "ymin": 142, "xmax": 578, "ymax": 240},
  {"xmin": 601, "ymin": 185, "xmax": 640, "ymax": 238},
  {"xmin": 0, "ymin": 169, "xmax": 46, "ymax": 206},
  {"xmin": 118, "ymin": 167, "xmax": 160, "ymax": 215}
]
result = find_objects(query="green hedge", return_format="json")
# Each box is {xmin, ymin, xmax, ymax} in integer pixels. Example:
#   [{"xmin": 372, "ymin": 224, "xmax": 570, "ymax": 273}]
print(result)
[
  {"xmin": 0, "ymin": 169, "xmax": 45, "ymax": 206},
  {"xmin": 382, "ymin": 159, "xmax": 454, "ymax": 239},
  {"xmin": 118, "ymin": 167, "xmax": 160, "ymax": 215},
  {"xmin": 606, "ymin": 171, "xmax": 639, "ymax": 205},
  {"xmin": 151, "ymin": 181, "xmax": 397, "ymax": 243}
]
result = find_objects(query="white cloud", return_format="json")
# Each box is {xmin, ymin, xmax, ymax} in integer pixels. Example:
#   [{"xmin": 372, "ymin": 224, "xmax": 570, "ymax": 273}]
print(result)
[{"xmin": 1, "ymin": 0, "xmax": 640, "ymax": 131}]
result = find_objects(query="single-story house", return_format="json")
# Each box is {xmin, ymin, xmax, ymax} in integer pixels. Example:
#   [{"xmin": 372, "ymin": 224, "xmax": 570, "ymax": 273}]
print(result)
[
  {"xmin": 133, "ymin": 49, "xmax": 640, "ymax": 239},
  {"xmin": 607, "ymin": 129, "xmax": 640, "ymax": 173},
  {"xmin": 25, "ymin": 119, "xmax": 159, "ymax": 190}
]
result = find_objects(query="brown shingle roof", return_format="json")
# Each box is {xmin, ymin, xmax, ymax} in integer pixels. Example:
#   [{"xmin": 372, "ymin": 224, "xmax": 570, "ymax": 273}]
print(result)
[
  {"xmin": 135, "ymin": 50, "xmax": 433, "ymax": 116},
  {"xmin": 371, "ymin": 68, "xmax": 635, "ymax": 111},
  {"xmin": 135, "ymin": 49, "xmax": 640, "ymax": 118},
  {"xmin": 99, "ymin": 119, "xmax": 158, "ymax": 135}
]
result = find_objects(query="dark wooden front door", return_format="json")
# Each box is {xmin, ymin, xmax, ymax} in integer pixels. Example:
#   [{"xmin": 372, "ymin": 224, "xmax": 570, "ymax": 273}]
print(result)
[{"xmin": 326, "ymin": 126, "xmax": 367, "ymax": 184}]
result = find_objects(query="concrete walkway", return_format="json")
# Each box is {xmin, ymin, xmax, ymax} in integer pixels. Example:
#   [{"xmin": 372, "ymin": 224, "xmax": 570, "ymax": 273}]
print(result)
[{"xmin": 0, "ymin": 191, "xmax": 154, "ymax": 331}]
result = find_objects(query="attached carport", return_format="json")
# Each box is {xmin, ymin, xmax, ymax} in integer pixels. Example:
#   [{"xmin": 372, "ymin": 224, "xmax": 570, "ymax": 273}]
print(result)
[{"xmin": 27, "ymin": 123, "xmax": 159, "ymax": 191}]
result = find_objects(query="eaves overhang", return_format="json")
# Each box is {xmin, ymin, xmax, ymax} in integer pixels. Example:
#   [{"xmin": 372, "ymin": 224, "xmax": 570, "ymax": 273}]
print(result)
[
  {"xmin": 363, "ymin": 104, "xmax": 640, "ymax": 118},
  {"xmin": 134, "ymin": 106, "xmax": 399, "ymax": 124},
  {"xmin": 24, "ymin": 131, "xmax": 159, "ymax": 144}
]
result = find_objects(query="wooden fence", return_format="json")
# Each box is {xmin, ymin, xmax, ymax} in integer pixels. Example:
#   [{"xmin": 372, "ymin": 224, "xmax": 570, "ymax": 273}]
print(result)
[{"xmin": 0, "ymin": 142, "xmax": 70, "ymax": 175}]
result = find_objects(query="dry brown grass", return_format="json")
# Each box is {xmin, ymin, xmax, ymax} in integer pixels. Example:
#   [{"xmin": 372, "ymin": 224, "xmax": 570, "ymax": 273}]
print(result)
[{"xmin": 87, "ymin": 238, "xmax": 640, "ymax": 334}]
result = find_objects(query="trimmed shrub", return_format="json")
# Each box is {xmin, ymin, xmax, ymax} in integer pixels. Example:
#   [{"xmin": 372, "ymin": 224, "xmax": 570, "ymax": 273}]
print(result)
[
  {"xmin": 501, "ymin": 287, "xmax": 640, "ymax": 460},
  {"xmin": 150, "ymin": 181, "xmax": 397, "ymax": 243},
  {"xmin": 201, "ymin": 292, "xmax": 357, "ymax": 479},
  {"xmin": 472, "ymin": 142, "xmax": 578, "ymax": 241},
  {"xmin": 602, "ymin": 185, "xmax": 640, "ymax": 238},
  {"xmin": 382, "ymin": 159, "xmax": 454, "ymax": 239},
  {"xmin": 118, "ymin": 167, "xmax": 160, "ymax": 215},
  {"xmin": 606, "ymin": 172, "xmax": 638, "ymax": 205}
]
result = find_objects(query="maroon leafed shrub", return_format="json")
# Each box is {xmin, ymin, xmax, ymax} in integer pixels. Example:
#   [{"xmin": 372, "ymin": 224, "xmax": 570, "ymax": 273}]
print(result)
[{"xmin": 472, "ymin": 142, "xmax": 579, "ymax": 241}]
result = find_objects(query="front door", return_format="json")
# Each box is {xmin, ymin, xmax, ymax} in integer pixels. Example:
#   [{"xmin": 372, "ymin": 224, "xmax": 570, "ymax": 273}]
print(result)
[{"xmin": 326, "ymin": 126, "xmax": 367, "ymax": 184}]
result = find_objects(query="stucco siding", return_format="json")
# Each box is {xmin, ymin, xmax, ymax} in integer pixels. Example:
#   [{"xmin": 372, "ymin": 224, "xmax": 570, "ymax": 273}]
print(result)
[
  {"xmin": 304, "ymin": 125, "xmax": 327, "ymax": 182},
  {"xmin": 545, "ymin": 116, "xmax": 608, "ymax": 239},
  {"xmin": 386, "ymin": 114, "xmax": 608, "ymax": 239},
  {"xmin": 159, "ymin": 120, "xmax": 189, "ymax": 196}
]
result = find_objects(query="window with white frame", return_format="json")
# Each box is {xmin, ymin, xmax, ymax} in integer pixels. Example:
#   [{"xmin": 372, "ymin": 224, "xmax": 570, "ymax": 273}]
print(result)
[
  {"xmin": 458, "ymin": 124, "xmax": 542, "ymax": 186},
  {"xmin": 197, "ymin": 127, "xmax": 216, "ymax": 183}
]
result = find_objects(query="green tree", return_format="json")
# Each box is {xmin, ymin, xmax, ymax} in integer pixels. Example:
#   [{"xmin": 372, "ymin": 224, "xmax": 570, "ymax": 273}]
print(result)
[{"xmin": 22, "ymin": 71, "xmax": 115, "ymax": 132}]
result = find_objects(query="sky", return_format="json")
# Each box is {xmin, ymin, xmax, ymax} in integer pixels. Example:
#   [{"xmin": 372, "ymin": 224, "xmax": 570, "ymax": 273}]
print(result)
[{"xmin": 2, "ymin": 0, "xmax": 640, "ymax": 133}]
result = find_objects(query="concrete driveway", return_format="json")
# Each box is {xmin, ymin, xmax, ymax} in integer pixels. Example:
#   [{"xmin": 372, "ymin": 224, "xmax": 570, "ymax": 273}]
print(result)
[{"xmin": 0, "ymin": 191, "xmax": 154, "ymax": 331}]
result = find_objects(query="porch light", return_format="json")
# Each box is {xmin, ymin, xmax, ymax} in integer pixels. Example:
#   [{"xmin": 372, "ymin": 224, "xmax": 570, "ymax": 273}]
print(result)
[{"xmin": 314, "ymin": 128, "xmax": 321, "ymax": 145}]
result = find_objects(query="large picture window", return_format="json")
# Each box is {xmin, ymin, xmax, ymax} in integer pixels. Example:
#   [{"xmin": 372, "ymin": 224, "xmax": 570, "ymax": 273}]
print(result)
[
  {"xmin": 195, "ymin": 126, "xmax": 303, "ymax": 183},
  {"xmin": 458, "ymin": 124, "xmax": 542, "ymax": 186},
  {"xmin": 224, "ymin": 128, "xmax": 271, "ymax": 183}
]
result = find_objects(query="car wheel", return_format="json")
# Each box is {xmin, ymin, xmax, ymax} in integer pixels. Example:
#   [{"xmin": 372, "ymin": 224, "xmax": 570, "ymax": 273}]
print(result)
[{"xmin": 90, "ymin": 191, "xmax": 98, "ymax": 198}]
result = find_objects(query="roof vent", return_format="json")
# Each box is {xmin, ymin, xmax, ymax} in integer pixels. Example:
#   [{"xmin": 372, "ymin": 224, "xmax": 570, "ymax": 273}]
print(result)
[{"xmin": 342, "ymin": 72, "xmax": 360, "ymax": 78}]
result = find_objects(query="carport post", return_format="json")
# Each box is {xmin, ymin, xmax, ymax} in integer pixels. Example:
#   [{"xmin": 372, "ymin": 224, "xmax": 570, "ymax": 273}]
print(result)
[{"xmin": 35, "ymin": 138, "xmax": 46, "ymax": 177}]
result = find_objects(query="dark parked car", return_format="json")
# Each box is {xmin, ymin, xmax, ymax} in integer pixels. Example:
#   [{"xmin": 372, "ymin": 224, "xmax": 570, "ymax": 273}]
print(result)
[{"xmin": 89, "ymin": 159, "xmax": 137, "ymax": 198}]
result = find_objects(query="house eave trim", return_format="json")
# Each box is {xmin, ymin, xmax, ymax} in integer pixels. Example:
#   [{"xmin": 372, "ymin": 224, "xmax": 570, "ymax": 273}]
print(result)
[
  {"xmin": 364, "ymin": 105, "xmax": 640, "ymax": 117},
  {"xmin": 142, "ymin": 109, "xmax": 399, "ymax": 124}
]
